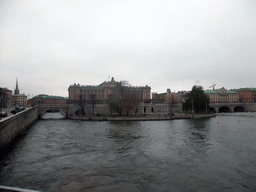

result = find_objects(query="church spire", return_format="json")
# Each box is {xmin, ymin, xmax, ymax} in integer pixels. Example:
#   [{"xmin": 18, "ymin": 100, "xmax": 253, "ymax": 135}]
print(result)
[{"xmin": 14, "ymin": 78, "xmax": 20, "ymax": 94}]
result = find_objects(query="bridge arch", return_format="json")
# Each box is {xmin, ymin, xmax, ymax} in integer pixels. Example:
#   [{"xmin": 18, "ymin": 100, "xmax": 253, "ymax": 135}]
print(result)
[
  {"xmin": 39, "ymin": 109, "xmax": 67, "ymax": 119},
  {"xmin": 234, "ymin": 106, "xmax": 244, "ymax": 112},
  {"xmin": 219, "ymin": 106, "xmax": 231, "ymax": 113},
  {"xmin": 38, "ymin": 105, "xmax": 68, "ymax": 118},
  {"xmin": 75, "ymin": 109, "xmax": 85, "ymax": 116},
  {"xmin": 209, "ymin": 107, "xmax": 216, "ymax": 113}
]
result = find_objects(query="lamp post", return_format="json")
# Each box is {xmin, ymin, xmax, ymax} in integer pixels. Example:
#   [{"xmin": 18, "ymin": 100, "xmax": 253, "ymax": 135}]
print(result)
[
  {"xmin": 0, "ymin": 94, "xmax": 3, "ymax": 113},
  {"xmin": 90, "ymin": 94, "xmax": 96, "ymax": 115},
  {"xmin": 192, "ymin": 99, "xmax": 194, "ymax": 114},
  {"xmin": 0, "ymin": 95, "xmax": 2, "ymax": 120},
  {"xmin": 0, "ymin": 93, "xmax": 4, "ymax": 120}
]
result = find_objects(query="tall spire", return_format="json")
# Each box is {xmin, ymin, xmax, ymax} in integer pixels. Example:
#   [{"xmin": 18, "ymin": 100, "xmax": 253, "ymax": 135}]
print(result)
[{"xmin": 14, "ymin": 78, "xmax": 19, "ymax": 94}]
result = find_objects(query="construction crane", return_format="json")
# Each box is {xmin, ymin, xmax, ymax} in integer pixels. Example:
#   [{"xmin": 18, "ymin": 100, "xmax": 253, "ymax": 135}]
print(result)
[{"xmin": 209, "ymin": 83, "xmax": 216, "ymax": 90}]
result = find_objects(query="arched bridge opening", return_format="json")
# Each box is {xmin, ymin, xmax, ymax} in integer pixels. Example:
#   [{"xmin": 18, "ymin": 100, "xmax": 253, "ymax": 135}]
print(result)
[
  {"xmin": 38, "ymin": 105, "xmax": 68, "ymax": 119},
  {"xmin": 40, "ymin": 109, "xmax": 67, "ymax": 119},
  {"xmin": 46, "ymin": 109, "xmax": 60, "ymax": 113},
  {"xmin": 219, "ymin": 106, "xmax": 231, "ymax": 113},
  {"xmin": 209, "ymin": 107, "xmax": 216, "ymax": 113},
  {"xmin": 75, "ymin": 109, "xmax": 85, "ymax": 116},
  {"xmin": 234, "ymin": 106, "xmax": 245, "ymax": 112}
]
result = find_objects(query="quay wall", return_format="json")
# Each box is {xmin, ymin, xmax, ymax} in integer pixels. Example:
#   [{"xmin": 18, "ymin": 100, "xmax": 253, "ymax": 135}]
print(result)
[
  {"xmin": 0, "ymin": 106, "xmax": 38, "ymax": 150},
  {"xmin": 245, "ymin": 103, "xmax": 256, "ymax": 112},
  {"xmin": 67, "ymin": 103, "xmax": 183, "ymax": 117},
  {"xmin": 71, "ymin": 113, "xmax": 216, "ymax": 121}
]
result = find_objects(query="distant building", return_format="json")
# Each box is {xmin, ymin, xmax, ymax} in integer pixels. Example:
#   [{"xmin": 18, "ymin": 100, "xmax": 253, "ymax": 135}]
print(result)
[
  {"xmin": 152, "ymin": 92, "xmax": 166, "ymax": 103},
  {"xmin": 174, "ymin": 91, "xmax": 188, "ymax": 103},
  {"xmin": 28, "ymin": 94, "xmax": 67, "ymax": 106},
  {"xmin": 204, "ymin": 87, "xmax": 239, "ymax": 103},
  {"xmin": 11, "ymin": 79, "xmax": 27, "ymax": 107},
  {"xmin": 233, "ymin": 88, "xmax": 256, "ymax": 103},
  {"xmin": 0, "ymin": 87, "xmax": 13, "ymax": 108},
  {"xmin": 12, "ymin": 94, "xmax": 27, "ymax": 107},
  {"xmin": 68, "ymin": 77, "xmax": 151, "ymax": 104},
  {"xmin": 152, "ymin": 89, "xmax": 175, "ymax": 103}
]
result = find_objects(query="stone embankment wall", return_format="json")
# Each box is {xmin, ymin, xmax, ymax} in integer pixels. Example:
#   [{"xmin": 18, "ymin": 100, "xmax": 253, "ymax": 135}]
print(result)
[
  {"xmin": 68, "ymin": 103, "xmax": 183, "ymax": 117},
  {"xmin": 245, "ymin": 103, "xmax": 256, "ymax": 112},
  {"xmin": 0, "ymin": 106, "xmax": 38, "ymax": 149},
  {"xmin": 70, "ymin": 113, "xmax": 216, "ymax": 121}
]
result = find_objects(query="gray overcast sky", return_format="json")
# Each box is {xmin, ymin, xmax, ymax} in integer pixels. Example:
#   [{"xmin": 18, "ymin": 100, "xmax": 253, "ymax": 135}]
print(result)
[{"xmin": 1, "ymin": 0, "xmax": 256, "ymax": 97}]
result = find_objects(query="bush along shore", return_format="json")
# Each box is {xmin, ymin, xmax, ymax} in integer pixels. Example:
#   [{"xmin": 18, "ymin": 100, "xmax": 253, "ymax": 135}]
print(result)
[{"xmin": 69, "ymin": 113, "xmax": 216, "ymax": 121}]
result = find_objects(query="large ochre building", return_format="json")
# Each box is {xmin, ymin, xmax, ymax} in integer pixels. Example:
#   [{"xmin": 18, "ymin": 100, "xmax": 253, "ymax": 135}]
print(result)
[
  {"xmin": 204, "ymin": 87, "xmax": 239, "ymax": 103},
  {"xmin": 68, "ymin": 77, "xmax": 151, "ymax": 104},
  {"xmin": 234, "ymin": 88, "xmax": 256, "ymax": 103}
]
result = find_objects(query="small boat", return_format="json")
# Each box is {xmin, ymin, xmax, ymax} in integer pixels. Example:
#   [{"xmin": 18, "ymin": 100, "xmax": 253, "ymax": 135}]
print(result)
[{"xmin": 193, "ymin": 117, "xmax": 201, "ymax": 119}]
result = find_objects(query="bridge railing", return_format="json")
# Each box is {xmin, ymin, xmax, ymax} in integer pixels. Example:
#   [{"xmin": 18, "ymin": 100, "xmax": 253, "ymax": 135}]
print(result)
[
  {"xmin": 38, "ymin": 104, "xmax": 68, "ymax": 107},
  {"xmin": 209, "ymin": 102, "xmax": 246, "ymax": 105}
]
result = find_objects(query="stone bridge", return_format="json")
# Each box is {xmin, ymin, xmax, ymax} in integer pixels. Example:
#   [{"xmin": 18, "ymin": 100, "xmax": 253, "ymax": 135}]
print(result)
[
  {"xmin": 37, "ymin": 104, "xmax": 94, "ymax": 118},
  {"xmin": 38, "ymin": 104, "xmax": 69, "ymax": 118},
  {"xmin": 37, "ymin": 103, "xmax": 256, "ymax": 117},
  {"xmin": 209, "ymin": 103, "xmax": 256, "ymax": 113}
]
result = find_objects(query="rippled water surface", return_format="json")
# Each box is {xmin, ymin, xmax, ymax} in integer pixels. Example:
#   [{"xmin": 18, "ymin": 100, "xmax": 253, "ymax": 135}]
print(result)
[{"xmin": 0, "ymin": 113, "xmax": 256, "ymax": 191}]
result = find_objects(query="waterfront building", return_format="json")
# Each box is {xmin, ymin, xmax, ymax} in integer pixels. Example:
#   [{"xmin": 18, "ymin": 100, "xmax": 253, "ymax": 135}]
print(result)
[
  {"xmin": 152, "ymin": 89, "xmax": 175, "ymax": 103},
  {"xmin": 0, "ymin": 87, "xmax": 13, "ymax": 108},
  {"xmin": 28, "ymin": 94, "xmax": 67, "ymax": 106},
  {"xmin": 11, "ymin": 79, "xmax": 27, "ymax": 107},
  {"xmin": 68, "ymin": 77, "xmax": 151, "ymax": 104},
  {"xmin": 174, "ymin": 91, "xmax": 188, "ymax": 103},
  {"xmin": 204, "ymin": 87, "xmax": 239, "ymax": 103},
  {"xmin": 152, "ymin": 92, "xmax": 167, "ymax": 103},
  {"xmin": 233, "ymin": 88, "xmax": 256, "ymax": 103},
  {"xmin": 12, "ymin": 93, "xmax": 27, "ymax": 107}
]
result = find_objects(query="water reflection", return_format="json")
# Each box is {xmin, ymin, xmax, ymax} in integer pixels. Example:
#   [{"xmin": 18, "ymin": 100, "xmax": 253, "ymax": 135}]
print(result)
[
  {"xmin": 107, "ymin": 121, "xmax": 143, "ymax": 141},
  {"xmin": 185, "ymin": 119, "xmax": 212, "ymax": 154},
  {"xmin": 188, "ymin": 119, "xmax": 209, "ymax": 142},
  {"xmin": 41, "ymin": 112, "xmax": 66, "ymax": 119}
]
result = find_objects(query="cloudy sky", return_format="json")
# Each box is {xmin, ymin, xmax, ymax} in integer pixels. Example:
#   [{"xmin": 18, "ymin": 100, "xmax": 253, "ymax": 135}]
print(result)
[{"xmin": 1, "ymin": 0, "xmax": 256, "ymax": 97}]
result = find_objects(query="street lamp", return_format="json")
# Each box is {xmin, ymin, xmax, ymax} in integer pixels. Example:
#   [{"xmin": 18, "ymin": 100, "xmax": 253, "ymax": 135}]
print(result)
[
  {"xmin": 0, "ymin": 94, "xmax": 3, "ymax": 113},
  {"xmin": 0, "ymin": 89, "xmax": 5, "ymax": 113},
  {"xmin": 90, "ymin": 94, "xmax": 96, "ymax": 115}
]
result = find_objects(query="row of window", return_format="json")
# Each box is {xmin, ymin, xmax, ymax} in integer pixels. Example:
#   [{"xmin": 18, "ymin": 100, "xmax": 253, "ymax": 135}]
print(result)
[{"xmin": 71, "ymin": 88, "xmax": 148, "ymax": 100}]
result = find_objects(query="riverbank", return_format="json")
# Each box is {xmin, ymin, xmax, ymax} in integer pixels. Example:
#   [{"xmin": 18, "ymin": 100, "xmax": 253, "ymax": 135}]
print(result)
[
  {"xmin": 69, "ymin": 113, "xmax": 216, "ymax": 121},
  {"xmin": 0, "ymin": 106, "xmax": 38, "ymax": 150}
]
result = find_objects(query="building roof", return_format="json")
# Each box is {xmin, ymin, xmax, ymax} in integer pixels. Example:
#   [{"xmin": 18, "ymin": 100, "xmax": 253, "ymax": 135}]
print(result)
[
  {"xmin": 152, "ymin": 92, "xmax": 166, "ymax": 96},
  {"xmin": 204, "ymin": 90, "xmax": 238, "ymax": 94},
  {"xmin": 175, "ymin": 91, "xmax": 187, "ymax": 95},
  {"xmin": 204, "ymin": 90, "xmax": 218, "ymax": 94},
  {"xmin": 233, "ymin": 88, "xmax": 256, "ymax": 91},
  {"xmin": 12, "ymin": 94, "xmax": 27, "ymax": 97},
  {"xmin": 0, "ymin": 87, "xmax": 12, "ymax": 94},
  {"xmin": 30, "ymin": 94, "xmax": 67, "ymax": 100},
  {"xmin": 69, "ymin": 77, "xmax": 151, "ymax": 90}
]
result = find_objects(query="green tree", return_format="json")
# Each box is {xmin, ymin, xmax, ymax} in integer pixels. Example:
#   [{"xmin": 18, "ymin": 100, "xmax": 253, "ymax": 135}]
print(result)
[
  {"xmin": 123, "ymin": 91, "xmax": 140, "ymax": 116},
  {"xmin": 108, "ymin": 99, "xmax": 122, "ymax": 115},
  {"xmin": 78, "ymin": 94, "xmax": 86, "ymax": 116},
  {"xmin": 107, "ymin": 81, "xmax": 140, "ymax": 116},
  {"xmin": 183, "ymin": 85, "xmax": 209, "ymax": 113}
]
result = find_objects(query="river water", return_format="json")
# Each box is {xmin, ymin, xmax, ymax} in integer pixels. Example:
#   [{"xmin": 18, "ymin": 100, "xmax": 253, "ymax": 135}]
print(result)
[{"xmin": 0, "ymin": 113, "xmax": 256, "ymax": 191}]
